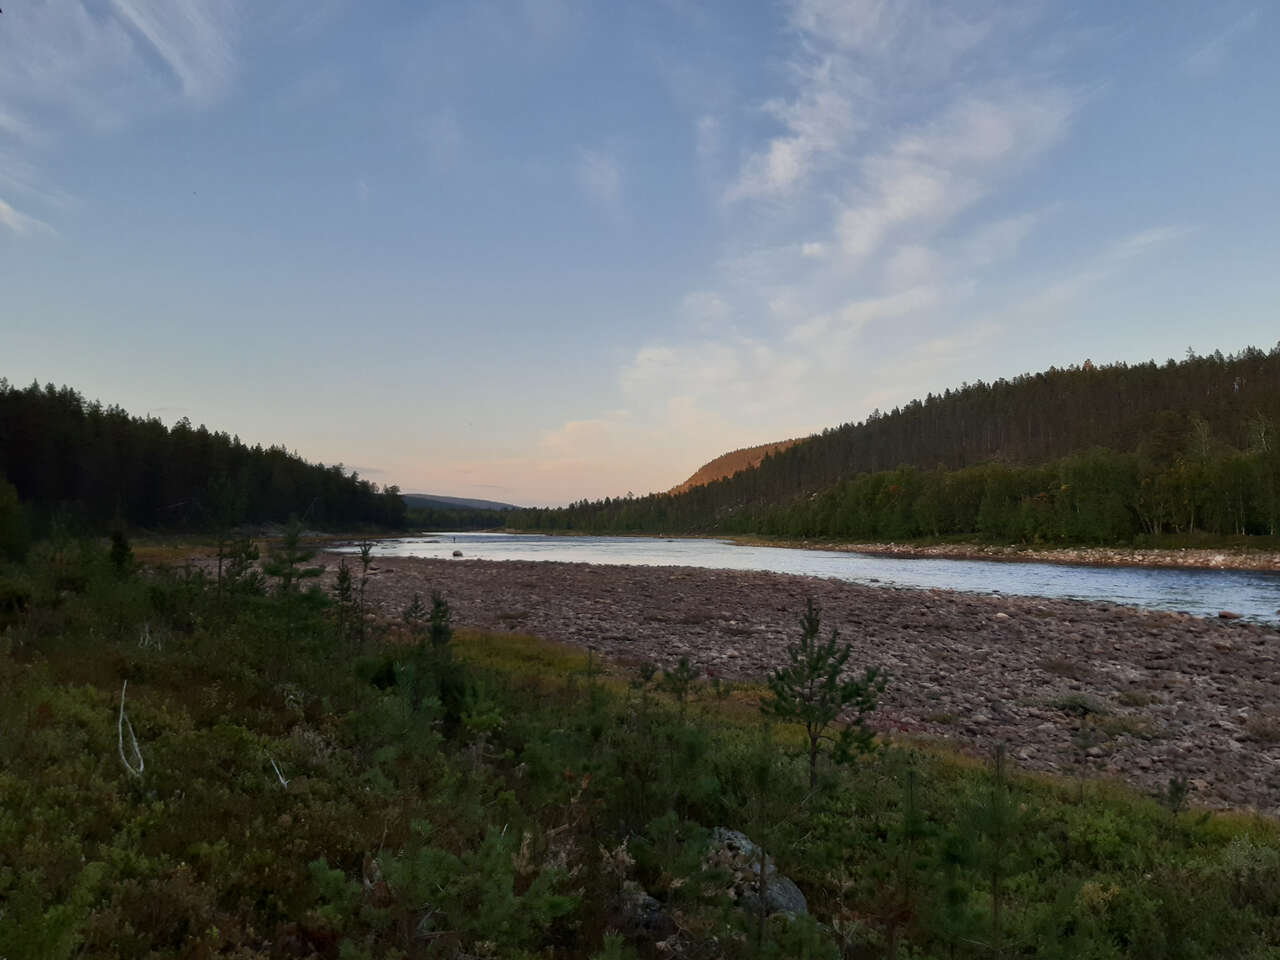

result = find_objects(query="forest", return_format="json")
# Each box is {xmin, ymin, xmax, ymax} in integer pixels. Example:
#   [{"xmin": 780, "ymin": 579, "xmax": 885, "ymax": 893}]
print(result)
[
  {"xmin": 509, "ymin": 347, "xmax": 1280, "ymax": 543},
  {"xmin": 405, "ymin": 503, "xmax": 508, "ymax": 531},
  {"xmin": 0, "ymin": 380, "xmax": 407, "ymax": 537}
]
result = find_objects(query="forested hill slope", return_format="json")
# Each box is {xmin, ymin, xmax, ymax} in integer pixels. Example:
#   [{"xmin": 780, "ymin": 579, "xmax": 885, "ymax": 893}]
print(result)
[
  {"xmin": 508, "ymin": 347, "xmax": 1280, "ymax": 540},
  {"xmin": 0, "ymin": 380, "xmax": 407, "ymax": 532},
  {"xmin": 669, "ymin": 439, "xmax": 798, "ymax": 494},
  {"xmin": 403, "ymin": 494, "xmax": 519, "ymax": 512},
  {"xmin": 717, "ymin": 347, "xmax": 1280, "ymax": 503}
]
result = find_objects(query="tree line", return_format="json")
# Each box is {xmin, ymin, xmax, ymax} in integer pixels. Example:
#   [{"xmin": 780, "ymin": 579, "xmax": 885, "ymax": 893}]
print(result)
[
  {"xmin": 405, "ymin": 504, "xmax": 508, "ymax": 530},
  {"xmin": 0, "ymin": 379, "xmax": 407, "ymax": 536},
  {"xmin": 509, "ymin": 346, "xmax": 1280, "ymax": 543}
]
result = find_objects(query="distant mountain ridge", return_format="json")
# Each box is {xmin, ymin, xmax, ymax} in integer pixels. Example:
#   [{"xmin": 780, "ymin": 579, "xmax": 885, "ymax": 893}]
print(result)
[
  {"xmin": 669, "ymin": 439, "xmax": 799, "ymax": 494},
  {"xmin": 404, "ymin": 493, "xmax": 519, "ymax": 512}
]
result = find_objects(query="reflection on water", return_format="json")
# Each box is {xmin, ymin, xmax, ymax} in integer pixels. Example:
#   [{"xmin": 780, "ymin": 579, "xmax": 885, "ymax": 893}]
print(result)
[{"xmin": 336, "ymin": 532, "xmax": 1280, "ymax": 624}]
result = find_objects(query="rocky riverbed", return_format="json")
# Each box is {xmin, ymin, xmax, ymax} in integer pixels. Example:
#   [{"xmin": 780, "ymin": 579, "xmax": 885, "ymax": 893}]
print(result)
[
  {"xmin": 319, "ymin": 552, "xmax": 1280, "ymax": 813},
  {"xmin": 731, "ymin": 538, "xmax": 1280, "ymax": 572}
]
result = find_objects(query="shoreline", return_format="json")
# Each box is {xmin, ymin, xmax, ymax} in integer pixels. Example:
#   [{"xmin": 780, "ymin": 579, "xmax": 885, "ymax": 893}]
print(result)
[
  {"xmin": 728, "ymin": 536, "xmax": 1280, "ymax": 573},
  {"xmin": 312, "ymin": 551, "xmax": 1280, "ymax": 814},
  {"xmin": 499, "ymin": 529, "xmax": 1280, "ymax": 573}
]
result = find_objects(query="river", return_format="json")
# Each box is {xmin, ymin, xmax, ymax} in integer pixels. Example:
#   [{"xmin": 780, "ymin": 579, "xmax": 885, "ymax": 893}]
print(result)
[{"xmin": 338, "ymin": 532, "xmax": 1280, "ymax": 624}]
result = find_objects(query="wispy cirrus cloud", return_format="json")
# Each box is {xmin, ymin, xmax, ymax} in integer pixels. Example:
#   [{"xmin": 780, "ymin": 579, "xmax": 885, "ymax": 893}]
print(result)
[
  {"xmin": 0, "ymin": 196, "xmax": 56, "ymax": 237},
  {"xmin": 599, "ymin": 0, "xmax": 1110, "ymax": 488},
  {"xmin": 109, "ymin": 0, "xmax": 239, "ymax": 103},
  {"xmin": 0, "ymin": 0, "xmax": 244, "ymax": 237},
  {"xmin": 1184, "ymin": 9, "xmax": 1259, "ymax": 77},
  {"xmin": 1108, "ymin": 225, "xmax": 1193, "ymax": 261}
]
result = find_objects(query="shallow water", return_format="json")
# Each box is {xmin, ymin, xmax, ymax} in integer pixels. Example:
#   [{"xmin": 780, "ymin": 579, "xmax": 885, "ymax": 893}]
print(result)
[{"xmin": 338, "ymin": 532, "xmax": 1280, "ymax": 623}]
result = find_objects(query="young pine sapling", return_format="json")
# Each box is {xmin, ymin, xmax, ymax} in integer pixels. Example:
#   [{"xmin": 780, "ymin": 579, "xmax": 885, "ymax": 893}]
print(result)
[{"xmin": 761, "ymin": 599, "xmax": 886, "ymax": 789}]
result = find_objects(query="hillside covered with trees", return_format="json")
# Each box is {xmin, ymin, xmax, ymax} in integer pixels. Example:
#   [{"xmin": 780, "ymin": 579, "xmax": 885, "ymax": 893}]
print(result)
[
  {"xmin": 0, "ymin": 380, "xmax": 407, "ymax": 536},
  {"xmin": 509, "ymin": 347, "xmax": 1280, "ymax": 543}
]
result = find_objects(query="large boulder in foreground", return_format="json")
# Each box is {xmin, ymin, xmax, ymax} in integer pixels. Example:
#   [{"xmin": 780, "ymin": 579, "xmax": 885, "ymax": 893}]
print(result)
[{"xmin": 705, "ymin": 827, "xmax": 807, "ymax": 917}]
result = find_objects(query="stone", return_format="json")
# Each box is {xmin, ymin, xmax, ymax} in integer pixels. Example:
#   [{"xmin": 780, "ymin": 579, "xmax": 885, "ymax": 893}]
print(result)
[
  {"xmin": 706, "ymin": 827, "xmax": 808, "ymax": 917},
  {"xmin": 742, "ymin": 873, "xmax": 809, "ymax": 918},
  {"xmin": 252, "ymin": 549, "xmax": 1280, "ymax": 813},
  {"xmin": 1218, "ymin": 610, "xmax": 1243, "ymax": 620},
  {"xmin": 618, "ymin": 883, "xmax": 675, "ymax": 939}
]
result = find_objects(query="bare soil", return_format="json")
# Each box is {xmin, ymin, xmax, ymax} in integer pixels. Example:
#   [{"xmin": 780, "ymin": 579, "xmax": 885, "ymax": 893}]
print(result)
[{"xmin": 321, "ymin": 552, "xmax": 1280, "ymax": 813}]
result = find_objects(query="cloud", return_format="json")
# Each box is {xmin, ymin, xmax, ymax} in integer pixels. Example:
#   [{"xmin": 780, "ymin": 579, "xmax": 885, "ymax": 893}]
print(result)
[
  {"xmin": 110, "ymin": 0, "xmax": 238, "ymax": 102},
  {"xmin": 1184, "ymin": 10, "xmax": 1259, "ymax": 77},
  {"xmin": 680, "ymin": 291, "xmax": 733, "ymax": 331},
  {"xmin": 0, "ymin": 110, "xmax": 38, "ymax": 144},
  {"xmin": 695, "ymin": 113, "xmax": 721, "ymax": 168},
  {"xmin": 962, "ymin": 210, "xmax": 1046, "ymax": 267},
  {"xmin": 0, "ymin": 0, "xmax": 244, "ymax": 236},
  {"xmin": 591, "ymin": 0, "xmax": 1098, "ymax": 493},
  {"xmin": 1108, "ymin": 225, "xmax": 1193, "ymax": 261},
  {"xmin": 884, "ymin": 245, "xmax": 941, "ymax": 290},
  {"xmin": 835, "ymin": 91, "xmax": 1075, "ymax": 264},
  {"xmin": 725, "ymin": 56, "xmax": 863, "ymax": 202},
  {"xmin": 724, "ymin": 0, "xmax": 1032, "ymax": 205},
  {"xmin": 0, "ymin": 196, "xmax": 55, "ymax": 236},
  {"xmin": 576, "ymin": 147, "xmax": 623, "ymax": 218},
  {"xmin": 789, "ymin": 0, "xmax": 992, "ymax": 73},
  {"xmin": 540, "ymin": 414, "xmax": 631, "ymax": 457},
  {"xmin": 786, "ymin": 285, "xmax": 941, "ymax": 348}
]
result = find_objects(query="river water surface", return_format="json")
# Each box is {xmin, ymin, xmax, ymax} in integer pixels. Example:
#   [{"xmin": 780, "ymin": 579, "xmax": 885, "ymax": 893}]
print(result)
[{"xmin": 341, "ymin": 532, "xmax": 1280, "ymax": 624}]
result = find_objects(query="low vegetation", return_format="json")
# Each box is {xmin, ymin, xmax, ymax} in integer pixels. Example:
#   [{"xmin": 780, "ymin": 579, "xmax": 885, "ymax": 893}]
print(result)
[{"xmin": 3, "ymin": 534, "xmax": 1280, "ymax": 958}]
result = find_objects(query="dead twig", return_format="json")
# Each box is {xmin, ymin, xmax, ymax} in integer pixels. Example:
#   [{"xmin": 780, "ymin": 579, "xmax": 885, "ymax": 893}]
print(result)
[{"xmin": 118, "ymin": 680, "xmax": 144, "ymax": 778}]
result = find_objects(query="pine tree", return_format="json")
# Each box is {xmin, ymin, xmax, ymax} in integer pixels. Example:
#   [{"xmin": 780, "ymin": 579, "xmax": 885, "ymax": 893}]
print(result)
[
  {"xmin": 762, "ymin": 599, "xmax": 886, "ymax": 789},
  {"xmin": 262, "ymin": 517, "xmax": 324, "ymax": 595}
]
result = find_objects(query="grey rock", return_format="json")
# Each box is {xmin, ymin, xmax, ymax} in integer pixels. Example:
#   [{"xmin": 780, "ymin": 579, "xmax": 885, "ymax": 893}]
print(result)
[
  {"xmin": 708, "ymin": 827, "xmax": 808, "ymax": 917},
  {"xmin": 618, "ymin": 884, "xmax": 674, "ymax": 939},
  {"xmin": 742, "ymin": 873, "xmax": 809, "ymax": 917},
  {"xmin": 290, "ymin": 551, "xmax": 1280, "ymax": 814}
]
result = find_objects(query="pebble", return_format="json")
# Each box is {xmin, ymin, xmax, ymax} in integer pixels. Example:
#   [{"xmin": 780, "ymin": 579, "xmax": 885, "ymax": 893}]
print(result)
[{"xmin": 279, "ymin": 551, "xmax": 1280, "ymax": 814}]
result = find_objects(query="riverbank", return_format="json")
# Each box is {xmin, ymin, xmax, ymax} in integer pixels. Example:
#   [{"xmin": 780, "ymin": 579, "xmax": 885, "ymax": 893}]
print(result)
[
  {"xmin": 318, "ymin": 550, "xmax": 1280, "ymax": 814},
  {"xmin": 727, "ymin": 535, "xmax": 1280, "ymax": 572}
]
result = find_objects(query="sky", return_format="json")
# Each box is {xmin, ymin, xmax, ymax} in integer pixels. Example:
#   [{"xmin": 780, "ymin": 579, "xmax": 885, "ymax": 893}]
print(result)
[{"xmin": 2, "ymin": 1, "xmax": 1278, "ymax": 507}]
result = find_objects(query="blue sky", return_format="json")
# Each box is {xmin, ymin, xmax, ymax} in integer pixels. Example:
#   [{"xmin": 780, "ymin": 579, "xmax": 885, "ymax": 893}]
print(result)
[{"xmin": 2, "ymin": 1, "xmax": 1277, "ymax": 506}]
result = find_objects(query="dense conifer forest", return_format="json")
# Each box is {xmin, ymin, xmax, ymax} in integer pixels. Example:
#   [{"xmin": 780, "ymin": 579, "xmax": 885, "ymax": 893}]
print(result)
[
  {"xmin": 0, "ymin": 380, "xmax": 407, "ymax": 535},
  {"xmin": 509, "ymin": 347, "xmax": 1280, "ymax": 543}
]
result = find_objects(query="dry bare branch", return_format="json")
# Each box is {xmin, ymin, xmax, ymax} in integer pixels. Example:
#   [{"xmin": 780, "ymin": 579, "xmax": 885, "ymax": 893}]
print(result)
[{"xmin": 118, "ymin": 680, "xmax": 144, "ymax": 778}]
